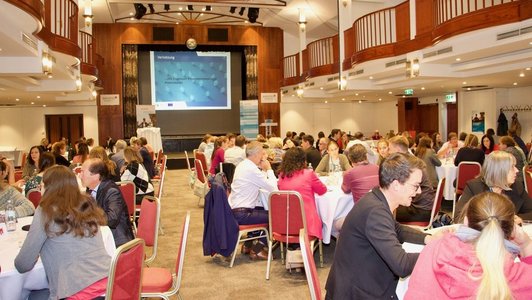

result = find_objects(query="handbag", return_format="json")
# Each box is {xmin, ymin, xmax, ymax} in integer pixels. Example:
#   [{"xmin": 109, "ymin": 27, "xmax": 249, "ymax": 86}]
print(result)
[
  {"xmin": 285, "ymin": 249, "xmax": 304, "ymax": 270},
  {"xmin": 432, "ymin": 212, "xmax": 453, "ymax": 228}
]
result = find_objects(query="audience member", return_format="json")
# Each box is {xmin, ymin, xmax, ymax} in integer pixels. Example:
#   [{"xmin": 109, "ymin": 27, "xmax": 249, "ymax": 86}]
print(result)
[
  {"xmin": 376, "ymin": 139, "xmax": 389, "ymax": 165},
  {"xmin": 341, "ymin": 144, "xmax": 379, "ymax": 202},
  {"xmin": 39, "ymin": 137, "xmax": 52, "ymax": 152},
  {"xmin": 86, "ymin": 138, "xmax": 95, "ymax": 152},
  {"xmin": 25, "ymin": 152, "xmax": 55, "ymax": 195},
  {"xmin": 228, "ymin": 141, "xmax": 278, "ymax": 259},
  {"xmin": 454, "ymin": 134, "xmax": 485, "ymax": 166},
  {"xmin": 134, "ymin": 138, "xmax": 155, "ymax": 179},
  {"xmin": 330, "ymin": 129, "xmax": 343, "ymax": 151},
  {"xmin": 509, "ymin": 128, "xmax": 529, "ymax": 158},
  {"xmin": 437, "ymin": 132, "xmax": 461, "ymax": 158},
  {"xmin": 22, "ymin": 145, "xmax": 42, "ymax": 180},
  {"xmin": 209, "ymin": 136, "xmax": 228, "ymax": 175},
  {"xmin": 318, "ymin": 137, "xmax": 329, "ymax": 157},
  {"xmin": 405, "ymin": 192, "xmax": 532, "ymax": 299},
  {"xmin": 301, "ymin": 135, "xmax": 321, "ymax": 170},
  {"xmin": 0, "ymin": 161, "xmax": 34, "ymax": 217},
  {"xmin": 225, "ymin": 135, "xmax": 247, "ymax": 166},
  {"xmin": 80, "ymin": 158, "xmax": 134, "ymax": 247},
  {"xmin": 283, "ymin": 131, "xmax": 293, "ymax": 146},
  {"xmin": 315, "ymin": 140, "xmax": 351, "ymax": 176},
  {"xmin": 71, "ymin": 142, "xmax": 89, "ymax": 165},
  {"xmin": 267, "ymin": 137, "xmax": 284, "ymax": 163},
  {"xmin": 316, "ymin": 131, "xmax": 325, "ymax": 149},
  {"xmin": 458, "ymin": 132, "xmax": 467, "ymax": 147},
  {"xmin": 52, "ymin": 141, "xmax": 70, "ymax": 167},
  {"xmin": 226, "ymin": 133, "xmax": 236, "ymax": 149},
  {"xmin": 277, "ymin": 148, "xmax": 327, "ymax": 239},
  {"xmin": 480, "ymin": 133, "xmax": 496, "ymax": 155},
  {"xmin": 345, "ymin": 132, "xmax": 378, "ymax": 164},
  {"xmin": 90, "ymin": 146, "xmax": 120, "ymax": 182},
  {"xmin": 15, "ymin": 165, "xmax": 110, "ymax": 300},
  {"xmin": 326, "ymin": 153, "xmax": 440, "ymax": 299},
  {"xmin": 121, "ymin": 147, "xmax": 154, "ymax": 204},
  {"xmin": 198, "ymin": 134, "xmax": 213, "ymax": 153},
  {"xmin": 415, "ymin": 136, "xmax": 442, "ymax": 188},
  {"xmin": 431, "ymin": 132, "xmax": 443, "ymax": 153},
  {"xmin": 371, "ymin": 130, "xmax": 382, "ymax": 140},
  {"xmin": 456, "ymin": 151, "xmax": 532, "ymax": 220},
  {"xmin": 499, "ymin": 135, "xmax": 527, "ymax": 185},
  {"xmin": 110, "ymin": 139, "xmax": 127, "ymax": 174}
]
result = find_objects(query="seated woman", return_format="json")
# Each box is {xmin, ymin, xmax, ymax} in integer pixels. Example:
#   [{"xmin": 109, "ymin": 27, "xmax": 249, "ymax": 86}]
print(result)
[
  {"xmin": 267, "ymin": 137, "xmax": 285, "ymax": 163},
  {"xmin": 415, "ymin": 136, "xmax": 441, "ymax": 188},
  {"xmin": 25, "ymin": 152, "xmax": 55, "ymax": 195},
  {"xmin": 121, "ymin": 147, "xmax": 154, "ymax": 205},
  {"xmin": 480, "ymin": 133, "xmax": 497, "ymax": 155},
  {"xmin": 22, "ymin": 146, "xmax": 42, "ymax": 180},
  {"xmin": 0, "ymin": 161, "xmax": 35, "ymax": 216},
  {"xmin": 90, "ymin": 146, "xmax": 120, "ymax": 182},
  {"xmin": 209, "ymin": 136, "xmax": 228, "ymax": 175},
  {"xmin": 431, "ymin": 132, "xmax": 443, "ymax": 153},
  {"xmin": 277, "ymin": 148, "xmax": 327, "ymax": 239},
  {"xmin": 71, "ymin": 142, "xmax": 89, "ymax": 165},
  {"xmin": 456, "ymin": 151, "xmax": 532, "ymax": 220},
  {"xmin": 15, "ymin": 165, "xmax": 110, "ymax": 300},
  {"xmin": 454, "ymin": 134, "xmax": 485, "ymax": 166},
  {"xmin": 437, "ymin": 132, "xmax": 461, "ymax": 159},
  {"xmin": 342, "ymin": 144, "xmax": 379, "ymax": 202},
  {"xmin": 315, "ymin": 140, "xmax": 351, "ymax": 176},
  {"xmin": 405, "ymin": 192, "xmax": 532, "ymax": 299},
  {"xmin": 51, "ymin": 141, "xmax": 70, "ymax": 167},
  {"xmin": 376, "ymin": 139, "xmax": 389, "ymax": 166},
  {"xmin": 499, "ymin": 135, "xmax": 527, "ymax": 185}
]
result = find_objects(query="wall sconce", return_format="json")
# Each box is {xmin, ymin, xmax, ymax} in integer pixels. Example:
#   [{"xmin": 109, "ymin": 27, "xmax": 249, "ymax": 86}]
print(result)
[
  {"xmin": 75, "ymin": 77, "xmax": 82, "ymax": 91},
  {"xmin": 406, "ymin": 59, "xmax": 420, "ymax": 78},
  {"xmin": 342, "ymin": 0, "xmax": 349, "ymax": 7},
  {"xmin": 83, "ymin": 0, "xmax": 93, "ymax": 27},
  {"xmin": 338, "ymin": 77, "xmax": 347, "ymax": 90},
  {"xmin": 298, "ymin": 9, "xmax": 307, "ymax": 33},
  {"xmin": 296, "ymin": 86, "xmax": 304, "ymax": 97},
  {"xmin": 42, "ymin": 52, "xmax": 53, "ymax": 75}
]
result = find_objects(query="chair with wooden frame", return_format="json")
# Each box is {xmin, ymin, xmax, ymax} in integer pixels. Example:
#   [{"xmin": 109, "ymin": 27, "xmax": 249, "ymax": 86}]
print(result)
[
  {"xmin": 454, "ymin": 161, "xmax": 482, "ymax": 218},
  {"xmin": 400, "ymin": 177, "xmax": 446, "ymax": 230},
  {"xmin": 117, "ymin": 181, "xmax": 137, "ymax": 232},
  {"xmin": 266, "ymin": 191, "xmax": 323, "ymax": 280},
  {"xmin": 105, "ymin": 238, "xmax": 145, "ymax": 300},
  {"xmin": 141, "ymin": 211, "xmax": 190, "ymax": 300},
  {"xmin": 299, "ymin": 228, "xmax": 322, "ymax": 300},
  {"xmin": 137, "ymin": 196, "xmax": 161, "ymax": 264}
]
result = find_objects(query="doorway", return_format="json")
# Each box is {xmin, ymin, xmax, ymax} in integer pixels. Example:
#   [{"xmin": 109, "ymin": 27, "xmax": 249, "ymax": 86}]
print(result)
[{"xmin": 45, "ymin": 114, "xmax": 84, "ymax": 145}]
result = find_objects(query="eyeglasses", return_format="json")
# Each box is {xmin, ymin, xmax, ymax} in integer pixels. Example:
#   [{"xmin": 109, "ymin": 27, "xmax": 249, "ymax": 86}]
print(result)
[{"xmin": 404, "ymin": 182, "xmax": 421, "ymax": 191}]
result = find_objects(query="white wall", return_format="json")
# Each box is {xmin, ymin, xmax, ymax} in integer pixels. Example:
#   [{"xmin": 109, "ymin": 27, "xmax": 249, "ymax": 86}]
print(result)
[
  {"xmin": 280, "ymin": 100, "xmax": 398, "ymax": 137},
  {"xmin": 496, "ymin": 86, "xmax": 532, "ymax": 142},
  {"xmin": 0, "ymin": 105, "xmax": 99, "ymax": 151}
]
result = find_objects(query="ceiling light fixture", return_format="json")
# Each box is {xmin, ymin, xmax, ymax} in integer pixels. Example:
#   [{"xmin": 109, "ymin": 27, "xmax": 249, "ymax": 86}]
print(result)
[
  {"xmin": 31, "ymin": 102, "xmax": 35, "ymax": 105},
  {"xmin": 298, "ymin": 9, "xmax": 307, "ymax": 32},
  {"xmin": 342, "ymin": 0, "xmax": 348, "ymax": 7},
  {"xmin": 42, "ymin": 52, "xmax": 53, "ymax": 75},
  {"xmin": 83, "ymin": 0, "xmax": 93, "ymax": 27},
  {"xmin": 76, "ymin": 77, "xmax": 82, "ymax": 91},
  {"xmin": 205, "ymin": 6, "xmax": 211, "ymax": 11},
  {"xmin": 462, "ymin": 81, "xmax": 467, "ymax": 85},
  {"xmin": 338, "ymin": 77, "xmax": 347, "ymax": 90},
  {"xmin": 519, "ymin": 72, "xmax": 525, "ymax": 77},
  {"xmin": 526, "ymin": 67, "xmax": 531, "ymax": 71},
  {"xmin": 187, "ymin": 5, "xmax": 193, "ymax": 11},
  {"xmin": 296, "ymin": 86, "xmax": 304, "ymax": 97},
  {"xmin": 455, "ymin": 58, "xmax": 461, "ymax": 61},
  {"xmin": 513, "ymin": 82, "xmax": 518, "ymax": 85}
]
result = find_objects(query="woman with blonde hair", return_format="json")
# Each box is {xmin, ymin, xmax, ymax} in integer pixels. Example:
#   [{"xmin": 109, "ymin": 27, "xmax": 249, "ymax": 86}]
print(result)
[
  {"xmin": 456, "ymin": 151, "xmax": 532, "ymax": 220},
  {"xmin": 90, "ymin": 146, "xmax": 119, "ymax": 182},
  {"xmin": 454, "ymin": 134, "xmax": 485, "ymax": 166},
  {"xmin": 267, "ymin": 137, "xmax": 284, "ymax": 163},
  {"xmin": 376, "ymin": 139, "xmax": 389, "ymax": 165},
  {"xmin": 121, "ymin": 147, "xmax": 154, "ymax": 204},
  {"xmin": 405, "ymin": 192, "xmax": 532, "ymax": 299}
]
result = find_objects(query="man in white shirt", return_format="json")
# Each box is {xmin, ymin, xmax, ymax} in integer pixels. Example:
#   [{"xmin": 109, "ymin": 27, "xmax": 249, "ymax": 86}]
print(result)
[
  {"xmin": 229, "ymin": 141, "xmax": 278, "ymax": 259},
  {"xmin": 224, "ymin": 135, "xmax": 246, "ymax": 166}
]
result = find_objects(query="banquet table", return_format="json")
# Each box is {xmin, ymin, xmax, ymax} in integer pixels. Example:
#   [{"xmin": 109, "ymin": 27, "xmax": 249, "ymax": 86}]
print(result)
[
  {"xmin": 259, "ymin": 174, "xmax": 354, "ymax": 244},
  {"xmin": 436, "ymin": 160, "xmax": 457, "ymax": 200},
  {"xmin": 0, "ymin": 217, "xmax": 116, "ymax": 300},
  {"xmin": 137, "ymin": 127, "xmax": 163, "ymax": 154}
]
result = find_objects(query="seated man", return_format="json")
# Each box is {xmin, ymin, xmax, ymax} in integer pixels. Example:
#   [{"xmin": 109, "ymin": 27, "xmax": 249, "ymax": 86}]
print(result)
[
  {"xmin": 326, "ymin": 153, "xmax": 439, "ymax": 299},
  {"xmin": 388, "ymin": 136, "xmax": 435, "ymax": 222},
  {"xmin": 301, "ymin": 134, "xmax": 322, "ymax": 170},
  {"xmin": 345, "ymin": 132, "xmax": 378, "ymax": 164},
  {"xmin": 224, "ymin": 135, "xmax": 246, "ymax": 166},
  {"xmin": 228, "ymin": 141, "xmax": 278, "ymax": 259},
  {"xmin": 341, "ymin": 144, "xmax": 379, "ymax": 202},
  {"xmin": 80, "ymin": 158, "xmax": 134, "ymax": 247}
]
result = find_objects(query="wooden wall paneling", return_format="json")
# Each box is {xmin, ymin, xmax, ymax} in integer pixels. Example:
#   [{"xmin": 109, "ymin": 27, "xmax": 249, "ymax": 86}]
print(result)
[
  {"xmin": 395, "ymin": 1, "xmax": 410, "ymax": 42},
  {"xmin": 343, "ymin": 27, "xmax": 354, "ymax": 70},
  {"xmin": 447, "ymin": 102, "xmax": 458, "ymax": 135},
  {"xmin": 397, "ymin": 99, "xmax": 406, "ymax": 132},
  {"xmin": 415, "ymin": 0, "xmax": 434, "ymax": 37},
  {"xmin": 417, "ymin": 104, "xmax": 439, "ymax": 134}
]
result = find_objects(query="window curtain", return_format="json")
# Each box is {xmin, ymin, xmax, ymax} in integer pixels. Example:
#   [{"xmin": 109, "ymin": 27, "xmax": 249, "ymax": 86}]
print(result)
[
  {"xmin": 245, "ymin": 46, "xmax": 258, "ymax": 100},
  {"xmin": 122, "ymin": 44, "xmax": 138, "ymax": 139}
]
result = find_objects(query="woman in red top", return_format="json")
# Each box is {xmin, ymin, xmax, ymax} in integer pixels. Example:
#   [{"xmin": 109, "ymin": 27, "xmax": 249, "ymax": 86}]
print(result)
[
  {"xmin": 209, "ymin": 136, "xmax": 228, "ymax": 175},
  {"xmin": 277, "ymin": 148, "xmax": 327, "ymax": 239}
]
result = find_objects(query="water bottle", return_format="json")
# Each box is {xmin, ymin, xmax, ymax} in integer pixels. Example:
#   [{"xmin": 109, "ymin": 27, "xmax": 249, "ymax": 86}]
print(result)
[{"xmin": 6, "ymin": 199, "xmax": 17, "ymax": 232}]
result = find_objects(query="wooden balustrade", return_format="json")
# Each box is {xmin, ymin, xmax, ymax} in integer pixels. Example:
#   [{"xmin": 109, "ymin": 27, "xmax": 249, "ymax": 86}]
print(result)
[
  {"xmin": 354, "ymin": 7, "xmax": 397, "ymax": 53},
  {"xmin": 79, "ymin": 31, "xmax": 98, "ymax": 77},
  {"xmin": 38, "ymin": 0, "xmax": 80, "ymax": 59},
  {"xmin": 281, "ymin": 53, "xmax": 301, "ymax": 86},
  {"xmin": 434, "ymin": 0, "xmax": 516, "ymax": 25},
  {"xmin": 307, "ymin": 35, "xmax": 339, "ymax": 78}
]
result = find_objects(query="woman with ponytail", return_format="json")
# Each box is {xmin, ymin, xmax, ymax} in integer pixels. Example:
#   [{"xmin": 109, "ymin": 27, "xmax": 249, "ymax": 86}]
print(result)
[{"xmin": 405, "ymin": 192, "xmax": 532, "ymax": 299}]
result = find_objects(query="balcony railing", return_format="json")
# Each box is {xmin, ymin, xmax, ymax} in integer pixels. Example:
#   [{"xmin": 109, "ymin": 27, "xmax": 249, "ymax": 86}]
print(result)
[
  {"xmin": 38, "ymin": 0, "xmax": 80, "ymax": 59},
  {"xmin": 435, "ymin": 0, "xmax": 516, "ymax": 25},
  {"xmin": 354, "ymin": 7, "xmax": 396, "ymax": 53},
  {"xmin": 307, "ymin": 35, "xmax": 339, "ymax": 78},
  {"xmin": 79, "ymin": 31, "xmax": 98, "ymax": 77}
]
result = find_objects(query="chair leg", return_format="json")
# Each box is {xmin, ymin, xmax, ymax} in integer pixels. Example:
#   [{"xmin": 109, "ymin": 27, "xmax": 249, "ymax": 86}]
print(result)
[
  {"xmin": 318, "ymin": 240, "xmax": 324, "ymax": 268},
  {"xmin": 229, "ymin": 232, "xmax": 243, "ymax": 268},
  {"xmin": 266, "ymin": 240, "xmax": 273, "ymax": 280},
  {"xmin": 452, "ymin": 194, "xmax": 457, "ymax": 220},
  {"xmin": 280, "ymin": 241, "xmax": 285, "ymax": 265}
]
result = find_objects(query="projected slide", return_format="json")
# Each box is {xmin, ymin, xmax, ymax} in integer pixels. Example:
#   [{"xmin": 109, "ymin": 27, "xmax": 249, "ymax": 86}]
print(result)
[{"xmin": 150, "ymin": 51, "xmax": 231, "ymax": 110}]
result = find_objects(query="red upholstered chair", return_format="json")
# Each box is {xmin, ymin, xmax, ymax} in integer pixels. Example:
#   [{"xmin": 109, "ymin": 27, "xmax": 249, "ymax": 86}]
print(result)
[
  {"xmin": 117, "ymin": 181, "xmax": 137, "ymax": 232},
  {"xmin": 137, "ymin": 196, "xmax": 160, "ymax": 264},
  {"xmin": 152, "ymin": 155, "xmax": 167, "ymax": 182},
  {"xmin": 229, "ymin": 223, "xmax": 270, "ymax": 271},
  {"xmin": 19, "ymin": 152, "xmax": 27, "ymax": 170},
  {"xmin": 14, "ymin": 170, "xmax": 23, "ymax": 182},
  {"xmin": 455, "ymin": 162, "xmax": 482, "ymax": 218},
  {"xmin": 266, "ymin": 191, "xmax": 323, "ymax": 280},
  {"xmin": 401, "ymin": 177, "xmax": 446, "ymax": 230},
  {"xmin": 105, "ymin": 238, "xmax": 145, "ymax": 300},
  {"xmin": 524, "ymin": 166, "xmax": 532, "ymax": 199},
  {"xmin": 194, "ymin": 151, "xmax": 209, "ymax": 176},
  {"xmin": 300, "ymin": 228, "xmax": 322, "ymax": 300},
  {"xmin": 26, "ymin": 188, "xmax": 42, "ymax": 208},
  {"xmin": 141, "ymin": 211, "xmax": 190, "ymax": 300},
  {"xmin": 193, "ymin": 159, "xmax": 209, "ymax": 207},
  {"xmin": 154, "ymin": 149, "xmax": 164, "ymax": 166},
  {"xmin": 73, "ymin": 166, "xmax": 82, "ymax": 175}
]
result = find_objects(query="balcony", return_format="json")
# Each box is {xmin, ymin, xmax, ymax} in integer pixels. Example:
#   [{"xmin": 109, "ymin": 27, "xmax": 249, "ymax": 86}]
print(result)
[{"xmin": 79, "ymin": 31, "xmax": 98, "ymax": 78}]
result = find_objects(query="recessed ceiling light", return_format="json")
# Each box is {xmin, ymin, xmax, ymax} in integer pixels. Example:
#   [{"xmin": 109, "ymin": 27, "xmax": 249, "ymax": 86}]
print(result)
[
  {"xmin": 342, "ymin": 98, "xmax": 345, "ymax": 101},
  {"xmin": 325, "ymin": 101, "xmax": 328, "ymax": 103},
  {"xmin": 529, "ymin": 41, "xmax": 532, "ymax": 45},
  {"xmin": 200, "ymin": 13, "xmax": 204, "ymax": 16},
  {"xmin": 358, "ymin": 100, "xmax": 362, "ymax": 103},
  {"xmin": 179, "ymin": 7, "xmax": 183, "ymax": 10},
  {"xmin": 513, "ymin": 82, "xmax": 518, "ymax": 85},
  {"xmin": 202, "ymin": 7, "xmax": 206, "ymax": 11},
  {"xmin": 175, "ymin": 22, "xmax": 179, "ymax": 24},
  {"xmin": 455, "ymin": 58, "xmax": 461, "ymax": 61},
  {"xmin": 31, "ymin": 102, "xmax": 35, "ymax": 104},
  {"xmin": 369, "ymin": 76, "xmax": 373, "ymax": 79},
  {"xmin": 48, "ymin": 75, "xmax": 53, "ymax": 78},
  {"xmin": 15, "ymin": 98, "xmax": 19, "ymax": 101},
  {"xmin": 388, "ymin": 91, "xmax": 392, "ymax": 94},
  {"xmin": 462, "ymin": 81, "xmax": 467, "ymax": 85},
  {"xmin": 291, "ymin": 94, "xmax": 295, "ymax": 97},
  {"xmin": 526, "ymin": 67, "xmax": 531, "ymax": 71},
  {"xmin": 0, "ymin": 48, "xmax": 2, "ymax": 51},
  {"xmin": 355, "ymin": 93, "xmax": 359, "ymax": 96},
  {"xmin": 42, "ymin": 104, "xmax": 46, "ymax": 107},
  {"xmin": 130, "ymin": 17, "xmax": 134, "ymax": 20},
  {"xmin": 36, "ymin": 95, "xmax": 40, "ymax": 98},
  {"xmin": 420, "ymin": 87, "xmax": 425, "ymax": 90},
  {"xmin": 129, "ymin": 12, "xmax": 134, "ymax": 16},
  {"xmin": 244, "ymin": 20, "xmax": 248, "ymax": 23},
  {"xmin": 320, "ymin": 87, "xmax": 323, "ymax": 90},
  {"xmin": 378, "ymin": 98, "xmax": 382, "ymax": 101},
  {"xmin": 519, "ymin": 72, "xmax": 525, "ymax": 77},
  {"xmin": 402, "ymin": 95, "xmax": 405, "ymax": 98},
  {"xmin": 467, "ymin": 87, "xmax": 471, "ymax": 91}
]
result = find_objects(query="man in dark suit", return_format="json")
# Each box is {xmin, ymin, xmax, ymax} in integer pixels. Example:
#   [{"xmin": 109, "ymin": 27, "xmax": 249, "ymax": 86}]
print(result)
[
  {"xmin": 301, "ymin": 135, "xmax": 321, "ymax": 170},
  {"xmin": 134, "ymin": 137, "xmax": 155, "ymax": 179},
  {"xmin": 80, "ymin": 158, "xmax": 134, "ymax": 247},
  {"xmin": 325, "ymin": 153, "xmax": 443, "ymax": 299}
]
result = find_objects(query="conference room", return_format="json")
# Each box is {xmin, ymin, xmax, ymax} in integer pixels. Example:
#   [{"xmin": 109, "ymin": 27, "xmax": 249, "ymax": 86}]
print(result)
[{"xmin": 1, "ymin": 0, "xmax": 532, "ymax": 299}]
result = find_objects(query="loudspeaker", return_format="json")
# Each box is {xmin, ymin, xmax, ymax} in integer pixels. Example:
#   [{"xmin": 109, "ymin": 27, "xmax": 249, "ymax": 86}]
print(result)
[
  {"xmin": 207, "ymin": 28, "xmax": 229, "ymax": 42},
  {"xmin": 153, "ymin": 27, "xmax": 174, "ymax": 41}
]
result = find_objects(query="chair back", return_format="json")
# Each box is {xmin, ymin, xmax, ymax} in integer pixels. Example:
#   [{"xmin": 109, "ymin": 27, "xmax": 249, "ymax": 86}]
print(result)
[
  {"xmin": 195, "ymin": 159, "xmax": 207, "ymax": 184},
  {"xmin": 174, "ymin": 211, "xmax": 191, "ymax": 292},
  {"xmin": 14, "ymin": 170, "xmax": 23, "ymax": 182},
  {"xmin": 456, "ymin": 162, "xmax": 482, "ymax": 193},
  {"xmin": 155, "ymin": 149, "xmax": 164, "ymax": 165},
  {"xmin": 268, "ymin": 191, "xmax": 307, "ymax": 243},
  {"xmin": 155, "ymin": 162, "xmax": 166, "ymax": 198},
  {"xmin": 299, "ymin": 228, "xmax": 322, "ymax": 300},
  {"xmin": 184, "ymin": 151, "xmax": 194, "ymax": 172},
  {"xmin": 429, "ymin": 177, "xmax": 446, "ymax": 224},
  {"xmin": 117, "ymin": 181, "xmax": 136, "ymax": 218},
  {"xmin": 158, "ymin": 155, "xmax": 167, "ymax": 178},
  {"xmin": 524, "ymin": 166, "xmax": 532, "ymax": 199},
  {"xmin": 215, "ymin": 162, "xmax": 236, "ymax": 184},
  {"xmin": 105, "ymin": 238, "xmax": 145, "ymax": 300},
  {"xmin": 27, "ymin": 188, "xmax": 42, "ymax": 208},
  {"xmin": 137, "ymin": 196, "xmax": 160, "ymax": 264},
  {"xmin": 194, "ymin": 151, "xmax": 208, "ymax": 175}
]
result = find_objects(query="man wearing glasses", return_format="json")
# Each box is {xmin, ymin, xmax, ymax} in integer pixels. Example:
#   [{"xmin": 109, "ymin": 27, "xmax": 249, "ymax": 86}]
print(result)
[{"xmin": 326, "ymin": 152, "xmax": 442, "ymax": 299}]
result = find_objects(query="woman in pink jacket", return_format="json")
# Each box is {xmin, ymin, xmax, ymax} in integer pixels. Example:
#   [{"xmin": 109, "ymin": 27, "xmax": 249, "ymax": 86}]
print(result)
[
  {"xmin": 277, "ymin": 147, "xmax": 327, "ymax": 239},
  {"xmin": 405, "ymin": 192, "xmax": 532, "ymax": 299}
]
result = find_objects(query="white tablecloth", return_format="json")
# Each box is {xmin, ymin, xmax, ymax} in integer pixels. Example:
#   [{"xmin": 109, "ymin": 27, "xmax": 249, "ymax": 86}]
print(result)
[
  {"xmin": 0, "ymin": 217, "xmax": 116, "ymax": 300},
  {"xmin": 137, "ymin": 127, "xmax": 163, "ymax": 154},
  {"xmin": 436, "ymin": 162, "xmax": 457, "ymax": 200}
]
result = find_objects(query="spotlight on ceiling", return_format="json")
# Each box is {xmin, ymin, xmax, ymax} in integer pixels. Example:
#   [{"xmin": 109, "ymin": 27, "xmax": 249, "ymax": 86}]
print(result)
[
  {"xmin": 247, "ymin": 7, "xmax": 259, "ymax": 23},
  {"xmin": 164, "ymin": 4, "xmax": 170, "ymax": 11},
  {"xmin": 205, "ymin": 6, "xmax": 211, "ymax": 11},
  {"xmin": 187, "ymin": 5, "xmax": 193, "ymax": 11},
  {"xmin": 133, "ymin": 3, "xmax": 147, "ymax": 20},
  {"xmin": 148, "ymin": 4, "xmax": 155, "ymax": 14},
  {"xmin": 238, "ymin": 7, "xmax": 245, "ymax": 16},
  {"xmin": 229, "ymin": 6, "xmax": 237, "ymax": 14}
]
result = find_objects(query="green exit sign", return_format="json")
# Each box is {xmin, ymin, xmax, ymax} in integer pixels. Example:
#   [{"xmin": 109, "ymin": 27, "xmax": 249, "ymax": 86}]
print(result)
[
  {"xmin": 445, "ymin": 93, "xmax": 456, "ymax": 103},
  {"xmin": 404, "ymin": 88, "xmax": 414, "ymax": 96}
]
